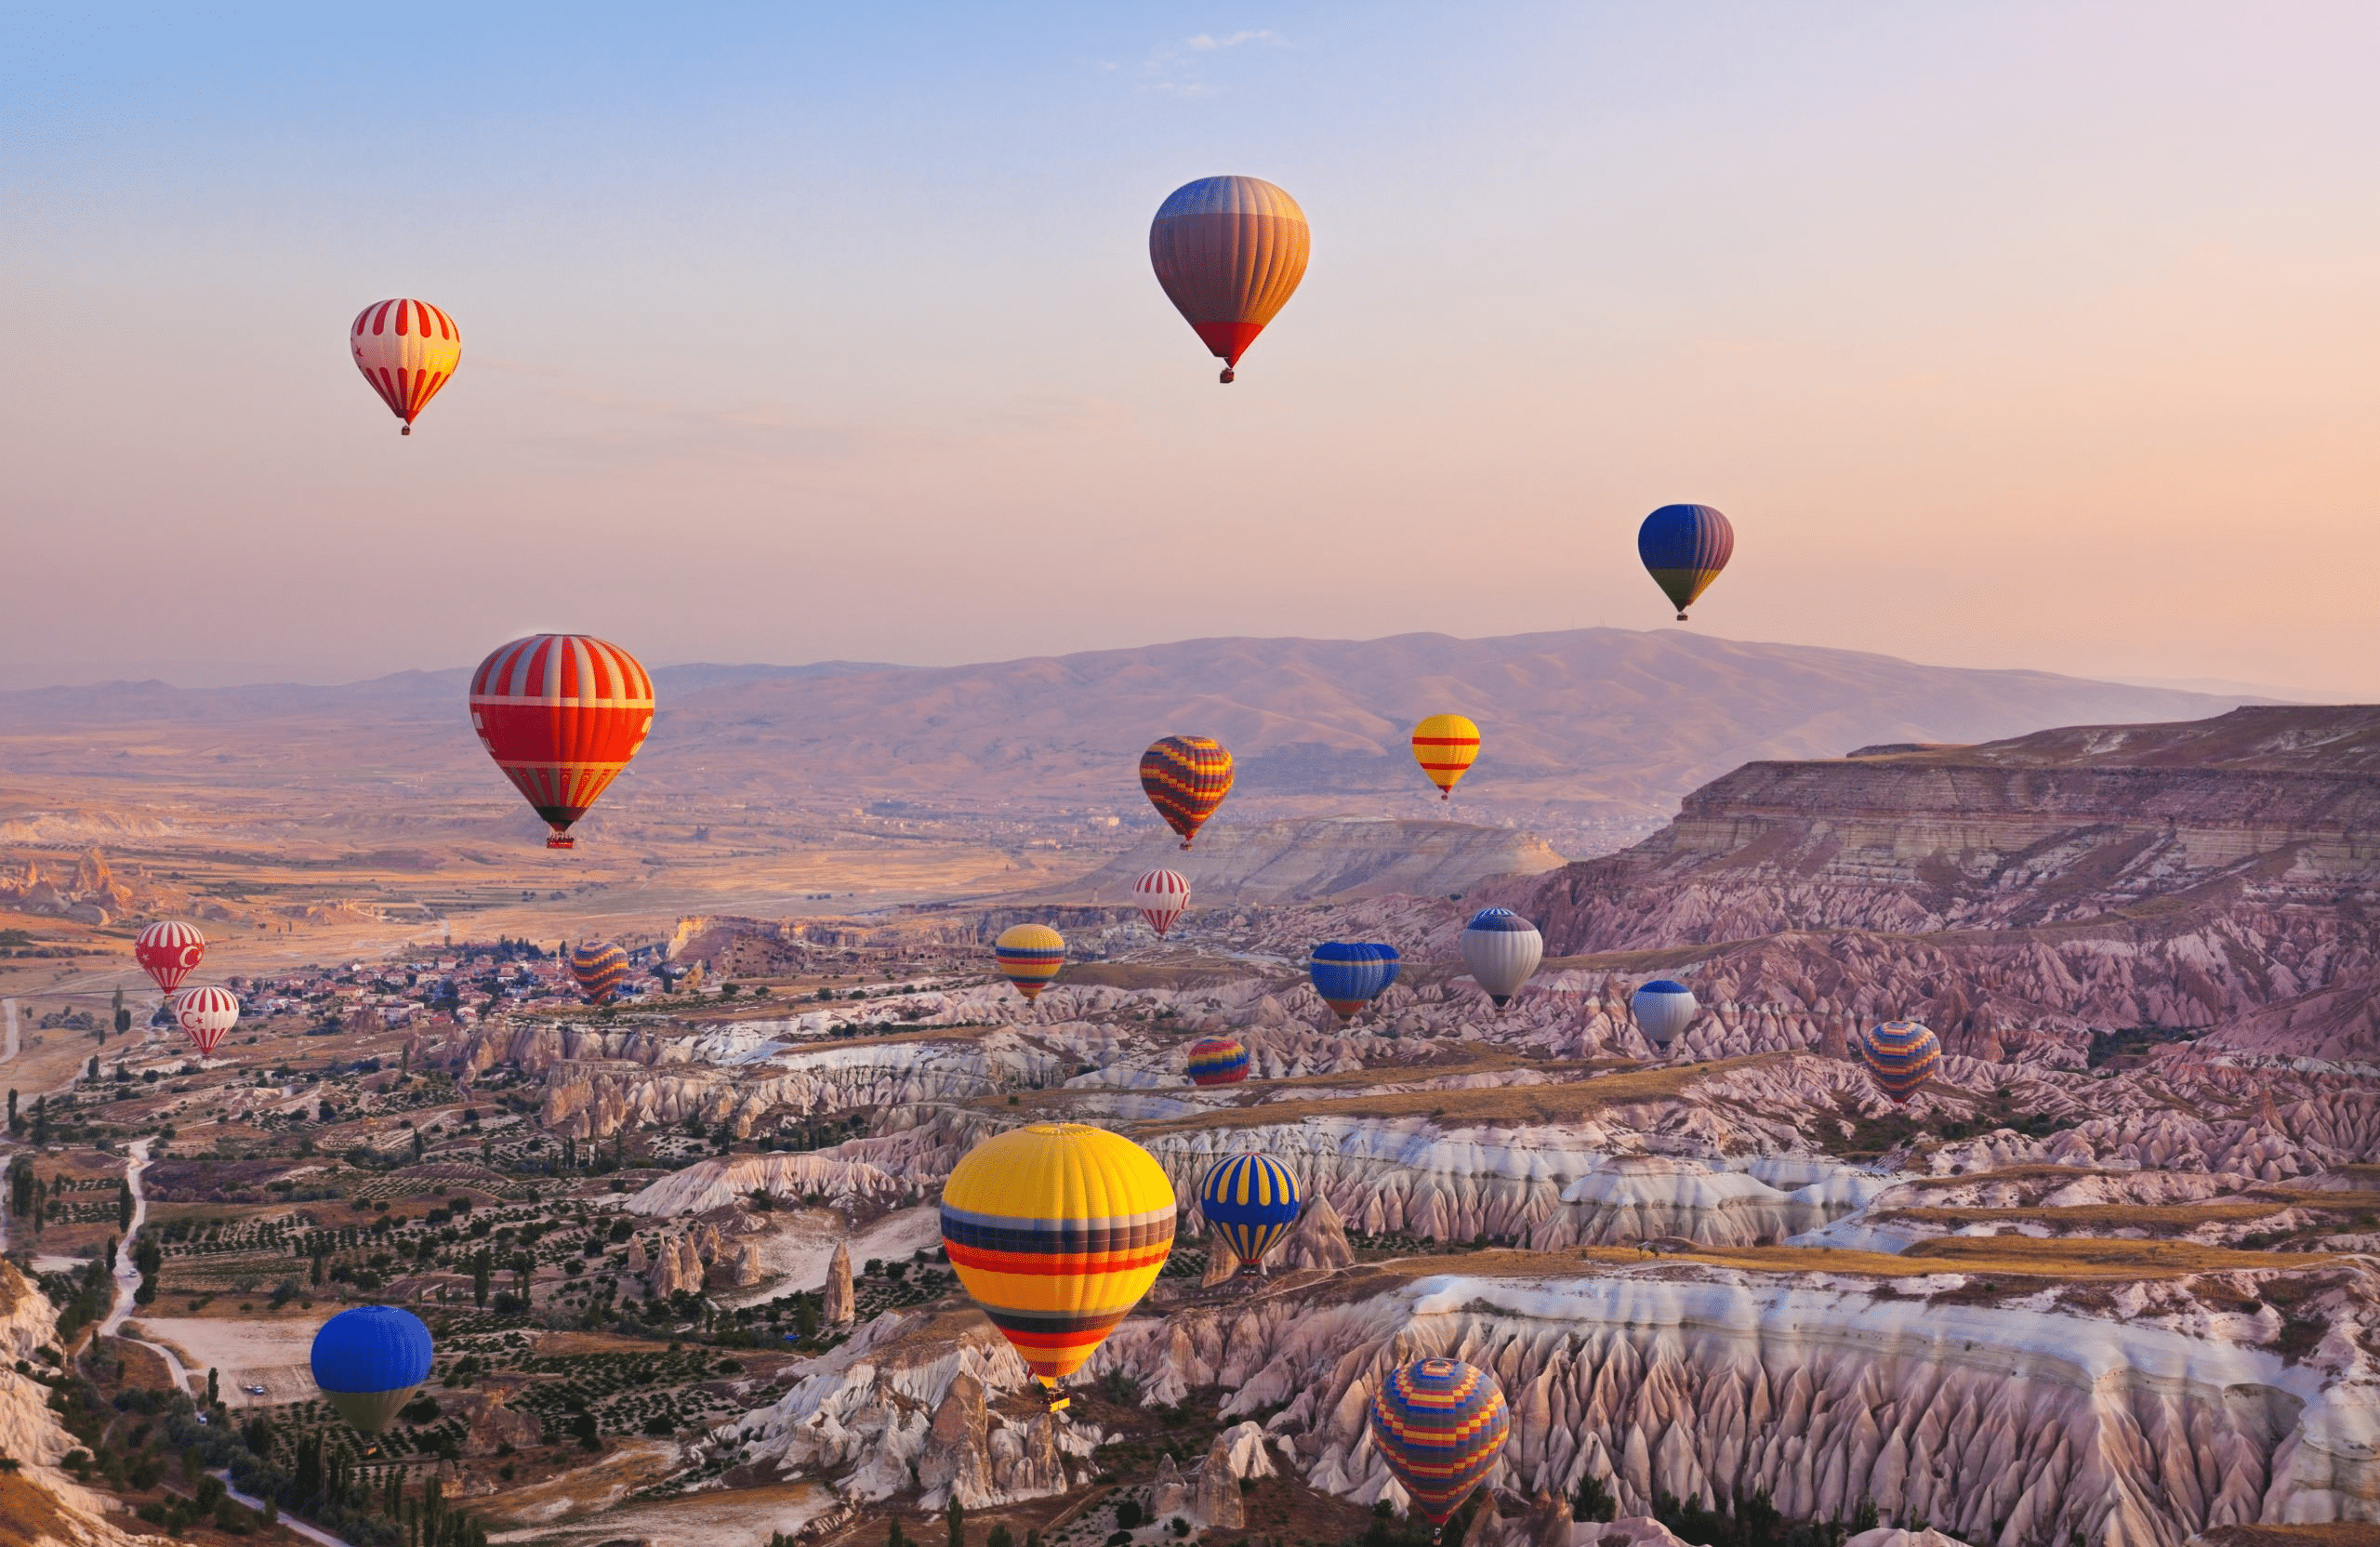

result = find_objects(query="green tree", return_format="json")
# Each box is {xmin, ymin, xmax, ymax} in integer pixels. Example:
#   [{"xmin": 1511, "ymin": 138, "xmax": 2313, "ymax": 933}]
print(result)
[
  {"xmin": 472, "ymin": 1249, "xmax": 492, "ymax": 1308},
  {"xmin": 946, "ymin": 1497, "xmax": 964, "ymax": 1547},
  {"xmin": 112, "ymin": 987, "xmax": 128, "ymax": 1038},
  {"xmin": 206, "ymin": 1367, "xmax": 219, "ymax": 1406}
]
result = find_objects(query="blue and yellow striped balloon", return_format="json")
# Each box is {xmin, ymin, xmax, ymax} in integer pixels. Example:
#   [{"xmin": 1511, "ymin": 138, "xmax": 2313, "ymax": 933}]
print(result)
[
  {"xmin": 1370, "ymin": 1356, "xmax": 1511, "ymax": 1530},
  {"xmin": 1860, "ymin": 1019, "xmax": 1942, "ymax": 1104},
  {"xmin": 1308, "ymin": 942, "xmax": 1400, "ymax": 1022},
  {"xmin": 568, "ymin": 941, "xmax": 632, "ymax": 1004},
  {"xmin": 994, "ymin": 923, "xmax": 1066, "ymax": 1002},
  {"xmin": 1185, "ymin": 1036, "xmax": 1250, "ymax": 1086},
  {"xmin": 1637, "ymin": 503, "xmax": 1735, "ymax": 621},
  {"xmin": 940, "ymin": 1123, "xmax": 1176, "ymax": 1409},
  {"xmin": 1197, "ymin": 1153, "xmax": 1302, "ymax": 1273}
]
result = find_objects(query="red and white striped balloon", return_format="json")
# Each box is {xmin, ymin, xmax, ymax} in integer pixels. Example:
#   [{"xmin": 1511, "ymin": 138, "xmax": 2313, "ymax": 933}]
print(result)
[
  {"xmin": 171, "ymin": 986, "xmax": 240, "ymax": 1057},
  {"xmin": 1131, "ymin": 868, "xmax": 1192, "ymax": 937},
  {"xmin": 350, "ymin": 298, "xmax": 461, "ymax": 435},
  {"xmin": 134, "ymin": 920, "xmax": 206, "ymax": 993}
]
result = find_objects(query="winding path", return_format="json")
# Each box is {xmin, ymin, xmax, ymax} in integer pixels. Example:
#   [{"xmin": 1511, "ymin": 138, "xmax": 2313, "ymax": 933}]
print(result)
[{"xmin": 102, "ymin": 1136, "xmax": 195, "ymax": 1394}]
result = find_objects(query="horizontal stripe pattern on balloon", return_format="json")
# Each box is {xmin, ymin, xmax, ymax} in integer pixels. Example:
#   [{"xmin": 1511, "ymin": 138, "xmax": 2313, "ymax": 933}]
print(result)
[
  {"xmin": 172, "ymin": 985, "xmax": 239, "ymax": 1056},
  {"xmin": 1861, "ymin": 1020, "xmax": 1942, "ymax": 1104},
  {"xmin": 469, "ymin": 634, "xmax": 655, "ymax": 848},
  {"xmin": 1140, "ymin": 736, "xmax": 1234, "ymax": 848},
  {"xmin": 1410, "ymin": 713, "xmax": 1482, "ymax": 799},
  {"xmin": 134, "ymin": 920, "xmax": 206, "ymax": 993},
  {"xmin": 1369, "ymin": 1356, "xmax": 1512, "ymax": 1525},
  {"xmin": 994, "ymin": 924, "xmax": 1066, "ymax": 1001},
  {"xmin": 350, "ymin": 298, "xmax": 461, "ymax": 432},
  {"xmin": 1185, "ymin": 1036, "xmax": 1250, "ymax": 1086},
  {"xmin": 1197, "ymin": 1153, "xmax": 1302, "ymax": 1272},
  {"xmin": 569, "ymin": 942, "xmax": 632, "ymax": 1004},
  {"xmin": 1637, "ymin": 503, "xmax": 1735, "ymax": 619}
]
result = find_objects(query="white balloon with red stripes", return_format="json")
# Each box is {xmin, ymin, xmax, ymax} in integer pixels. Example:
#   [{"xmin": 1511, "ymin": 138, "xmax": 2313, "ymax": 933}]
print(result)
[
  {"xmin": 134, "ymin": 919, "xmax": 207, "ymax": 993},
  {"xmin": 1131, "ymin": 868, "xmax": 1192, "ymax": 937},
  {"xmin": 172, "ymin": 985, "xmax": 240, "ymax": 1057},
  {"xmin": 350, "ymin": 298, "xmax": 461, "ymax": 435}
]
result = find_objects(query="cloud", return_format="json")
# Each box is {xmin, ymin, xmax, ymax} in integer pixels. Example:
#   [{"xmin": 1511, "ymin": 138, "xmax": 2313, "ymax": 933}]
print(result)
[
  {"xmin": 1186, "ymin": 30, "xmax": 1280, "ymax": 50},
  {"xmin": 1135, "ymin": 27, "xmax": 1288, "ymax": 94}
]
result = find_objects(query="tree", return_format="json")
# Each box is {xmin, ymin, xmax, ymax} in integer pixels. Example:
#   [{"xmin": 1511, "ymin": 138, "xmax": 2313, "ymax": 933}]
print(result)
[
  {"xmin": 888, "ymin": 1524, "xmax": 906, "ymax": 1547},
  {"xmin": 946, "ymin": 1497, "xmax": 965, "ymax": 1547},
  {"xmin": 413, "ymin": 1128, "xmax": 426, "ymax": 1162},
  {"xmin": 207, "ymin": 1367, "xmax": 220, "ymax": 1407},
  {"xmin": 87, "ymin": 1055, "xmax": 99, "ymax": 1080},
  {"xmin": 112, "ymin": 988, "xmax": 129, "ymax": 1038},
  {"xmin": 472, "ymin": 1250, "xmax": 492, "ymax": 1308}
]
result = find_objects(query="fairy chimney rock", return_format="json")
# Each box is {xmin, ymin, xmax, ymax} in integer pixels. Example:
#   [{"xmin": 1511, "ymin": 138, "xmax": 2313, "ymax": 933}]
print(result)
[{"xmin": 824, "ymin": 1238, "xmax": 856, "ymax": 1324}]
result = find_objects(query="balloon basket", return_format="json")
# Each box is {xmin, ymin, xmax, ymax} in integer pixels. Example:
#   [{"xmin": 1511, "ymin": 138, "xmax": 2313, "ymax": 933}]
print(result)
[
  {"xmin": 547, "ymin": 835, "xmax": 575, "ymax": 850},
  {"xmin": 1219, "ymin": 367, "xmax": 1236, "ymax": 384},
  {"xmin": 1044, "ymin": 1390, "xmax": 1070, "ymax": 1413}
]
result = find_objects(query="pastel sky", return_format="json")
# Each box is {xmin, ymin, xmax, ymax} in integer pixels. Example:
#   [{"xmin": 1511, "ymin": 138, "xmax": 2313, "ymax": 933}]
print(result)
[{"xmin": 6, "ymin": 3, "xmax": 2376, "ymax": 694}]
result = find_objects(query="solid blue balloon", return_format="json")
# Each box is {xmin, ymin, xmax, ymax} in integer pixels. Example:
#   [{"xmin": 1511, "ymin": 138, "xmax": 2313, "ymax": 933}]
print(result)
[
  {"xmin": 1308, "ymin": 942, "xmax": 1400, "ymax": 1021},
  {"xmin": 311, "ymin": 1306, "xmax": 434, "ymax": 1431}
]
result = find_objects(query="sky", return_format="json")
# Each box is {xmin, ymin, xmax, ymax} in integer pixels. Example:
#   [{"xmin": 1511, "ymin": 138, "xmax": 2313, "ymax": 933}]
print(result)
[{"xmin": 4, "ymin": 3, "xmax": 2376, "ymax": 695}]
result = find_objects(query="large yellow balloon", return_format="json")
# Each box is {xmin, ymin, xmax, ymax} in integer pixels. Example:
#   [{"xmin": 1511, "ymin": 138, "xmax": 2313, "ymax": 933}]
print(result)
[
  {"xmin": 1410, "ymin": 713, "xmax": 1481, "ymax": 800},
  {"xmin": 939, "ymin": 1124, "xmax": 1176, "ymax": 1410}
]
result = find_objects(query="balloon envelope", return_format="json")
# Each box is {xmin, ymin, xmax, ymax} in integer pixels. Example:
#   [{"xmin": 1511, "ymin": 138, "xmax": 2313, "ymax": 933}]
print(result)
[
  {"xmin": 1459, "ymin": 908, "xmax": 1542, "ymax": 1008},
  {"xmin": 1149, "ymin": 176, "xmax": 1310, "ymax": 382},
  {"xmin": 569, "ymin": 942, "xmax": 632, "ymax": 1004},
  {"xmin": 939, "ymin": 1123, "xmax": 1174, "ymax": 1408},
  {"xmin": 1308, "ymin": 943, "xmax": 1400, "ymax": 1022},
  {"xmin": 1197, "ymin": 1153, "xmax": 1302, "ymax": 1274},
  {"xmin": 1132, "ymin": 868, "xmax": 1192, "ymax": 936},
  {"xmin": 1185, "ymin": 1036, "xmax": 1250, "ymax": 1086},
  {"xmin": 171, "ymin": 986, "xmax": 239, "ymax": 1056},
  {"xmin": 350, "ymin": 299, "xmax": 460, "ymax": 434},
  {"xmin": 994, "ymin": 924, "xmax": 1066, "ymax": 1001},
  {"xmin": 1369, "ymin": 1356, "xmax": 1512, "ymax": 1527},
  {"xmin": 1632, "ymin": 980, "xmax": 1698, "ymax": 1048},
  {"xmin": 1140, "ymin": 736, "xmax": 1234, "ymax": 848},
  {"xmin": 469, "ymin": 635, "xmax": 654, "ymax": 849},
  {"xmin": 1861, "ymin": 1020, "xmax": 1942, "ymax": 1104},
  {"xmin": 134, "ymin": 921, "xmax": 205, "ymax": 994},
  {"xmin": 311, "ymin": 1305, "xmax": 434, "ymax": 1433},
  {"xmin": 1410, "ymin": 714, "xmax": 1482, "ymax": 800},
  {"xmin": 1637, "ymin": 503, "xmax": 1735, "ymax": 620}
]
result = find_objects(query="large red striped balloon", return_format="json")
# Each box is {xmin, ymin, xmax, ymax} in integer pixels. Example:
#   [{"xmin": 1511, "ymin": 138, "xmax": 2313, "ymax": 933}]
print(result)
[
  {"xmin": 469, "ymin": 635, "xmax": 654, "ymax": 849},
  {"xmin": 134, "ymin": 920, "xmax": 206, "ymax": 994},
  {"xmin": 1149, "ymin": 177, "xmax": 1310, "ymax": 384},
  {"xmin": 350, "ymin": 299, "xmax": 461, "ymax": 435},
  {"xmin": 172, "ymin": 985, "xmax": 239, "ymax": 1057}
]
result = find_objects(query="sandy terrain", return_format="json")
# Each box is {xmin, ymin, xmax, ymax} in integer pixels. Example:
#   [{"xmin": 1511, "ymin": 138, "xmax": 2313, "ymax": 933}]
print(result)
[
  {"xmin": 129, "ymin": 1316, "xmax": 322, "ymax": 1408},
  {"xmin": 726, "ymin": 1204, "xmax": 944, "ymax": 1307},
  {"xmin": 488, "ymin": 1479, "xmax": 840, "ymax": 1547}
]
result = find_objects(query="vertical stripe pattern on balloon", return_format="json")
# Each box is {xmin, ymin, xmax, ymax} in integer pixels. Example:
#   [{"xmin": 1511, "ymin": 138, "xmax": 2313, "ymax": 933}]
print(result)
[
  {"xmin": 469, "ymin": 634, "xmax": 655, "ymax": 847},
  {"xmin": 134, "ymin": 920, "xmax": 207, "ymax": 993},
  {"xmin": 172, "ymin": 985, "xmax": 240, "ymax": 1056},
  {"xmin": 1131, "ymin": 868, "xmax": 1192, "ymax": 936},
  {"xmin": 350, "ymin": 299, "xmax": 462, "ymax": 430},
  {"xmin": 1860, "ymin": 1020, "xmax": 1941, "ymax": 1104},
  {"xmin": 1185, "ymin": 1036, "xmax": 1250, "ymax": 1086},
  {"xmin": 1149, "ymin": 177, "xmax": 1311, "ymax": 372},
  {"xmin": 1636, "ymin": 503, "xmax": 1735, "ymax": 617},
  {"xmin": 995, "ymin": 924, "xmax": 1066, "ymax": 1001},
  {"xmin": 1196, "ymin": 1153, "xmax": 1302, "ymax": 1270}
]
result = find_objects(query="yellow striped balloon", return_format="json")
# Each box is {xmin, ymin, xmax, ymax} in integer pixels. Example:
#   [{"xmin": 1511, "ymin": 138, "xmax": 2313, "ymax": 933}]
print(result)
[
  {"xmin": 994, "ymin": 923, "xmax": 1066, "ymax": 1001},
  {"xmin": 1409, "ymin": 714, "xmax": 1481, "ymax": 800},
  {"xmin": 940, "ymin": 1124, "xmax": 1176, "ymax": 1409}
]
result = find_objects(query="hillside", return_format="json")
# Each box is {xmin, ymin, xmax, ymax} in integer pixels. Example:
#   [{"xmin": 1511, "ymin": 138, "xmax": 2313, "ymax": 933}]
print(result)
[
  {"xmin": 1036, "ymin": 815, "xmax": 1565, "ymax": 906},
  {"xmin": 1491, "ymin": 704, "xmax": 2380, "ymax": 1062}
]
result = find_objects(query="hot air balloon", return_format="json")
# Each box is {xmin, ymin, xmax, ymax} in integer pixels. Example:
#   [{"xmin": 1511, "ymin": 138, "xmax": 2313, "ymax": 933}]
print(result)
[
  {"xmin": 1308, "ymin": 943, "xmax": 1400, "ymax": 1022},
  {"xmin": 1369, "ymin": 1356, "xmax": 1512, "ymax": 1539},
  {"xmin": 1185, "ymin": 1036, "xmax": 1250, "ymax": 1087},
  {"xmin": 1132, "ymin": 868, "xmax": 1192, "ymax": 937},
  {"xmin": 1631, "ymin": 980, "xmax": 1698, "ymax": 1048},
  {"xmin": 940, "ymin": 1123, "xmax": 1175, "ymax": 1411},
  {"xmin": 1637, "ymin": 503, "xmax": 1735, "ymax": 621},
  {"xmin": 994, "ymin": 924, "xmax": 1066, "ymax": 1002},
  {"xmin": 1197, "ymin": 1153, "xmax": 1302, "ymax": 1276},
  {"xmin": 350, "ymin": 299, "xmax": 460, "ymax": 436},
  {"xmin": 1860, "ymin": 1020, "xmax": 1942, "ymax": 1104},
  {"xmin": 1140, "ymin": 736, "xmax": 1234, "ymax": 849},
  {"xmin": 1150, "ymin": 177, "xmax": 1311, "ymax": 384},
  {"xmin": 171, "ymin": 986, "xmax": 239, "ymax": 1057},
  {"xmin": 469, "ymin": 634, "xmax": 654, "ymax": 849},
  {"xmin": 1410, "ymin": 715, "xmax": 1481, "ymax": 801},
  {"xmin": 1459, "ymin": 908, "xmax": 1542, "ymax": 1010},
  {"xmin": 310, "ymin": 1306, "xmax": 434, "ymax": 1433},
  {"xmin": 569, "ymin": 942, "xmax": 632, "ymax": 1004},
  {"xmin": 134, "ymin": 921, "xmax": 205, "ymax": 994}
]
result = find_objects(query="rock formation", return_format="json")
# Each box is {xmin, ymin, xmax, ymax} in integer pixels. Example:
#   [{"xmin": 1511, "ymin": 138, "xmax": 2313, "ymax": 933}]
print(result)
[
  {"xmin": 823, "ymin": 1240, "xmax": 854, "ymax": 1324},
  {"xmin": 1280, "ymin": 1188, "xmax": 1355, "ymax": 1272}
]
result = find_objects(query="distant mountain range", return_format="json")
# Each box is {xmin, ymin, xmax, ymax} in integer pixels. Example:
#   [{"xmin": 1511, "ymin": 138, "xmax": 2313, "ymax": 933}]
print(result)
[{"xmin": 0, "ymin": 628, "xmax": 2264, "ymax": 855}]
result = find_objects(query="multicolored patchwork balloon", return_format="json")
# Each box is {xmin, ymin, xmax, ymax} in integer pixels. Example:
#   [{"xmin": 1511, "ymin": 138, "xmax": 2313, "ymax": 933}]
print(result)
[
  {"xmin": 134, "ymin": 920, "xmax": 205, "ymax": 994},
  {"xmin": 311, "ymin": 1305, "xmax": 435, "ymax": 1433},
  {"xmin": 940, "ymin": 1123, "xmax": 1175, "ymax": 1410},
  {"xmin": 1185, "ymin": 1036, "xmax": 1250, "ymax": 1087},
  {"xmin": 1637, "ymin": 503, "xmax": 1735, "ymax": 621},
  {"xmin": 994, "ymin": 924, "xmax": 1066, "ymax": 1002},
  {"xmin": 1861, "ymin": 1019, "xmax": 1942, "ymax": 1104},
  {"xmin": 1458, "ymin": 908, "xmax": 1541, "ymax": 1009},
  {"xmin": 1308, "ymin": 942, "xmax": 1400, "ymax": 1022},
  {"xmin": 1410, "ymin": 714, "xmax": 1481, "ymax": 800},
  {"xmin": 469, "ymin": 634, "xmax": 654, "ymax": 850},
  {"xmin": 350, "ymin": 298, "xmax": 460, "ymax": 435},
  {"xmin": 568, "ymin": 941, "xmax": 632, "ymax": 1004},
  {"xmin": 1149, "ymin": 176, "xmax": 1311, "ymax": 384},
  {"xmin": 1369, "ymin": 1356, "xmax": 1511, "ymax": 1535},
  {"xmin": 1197, "ymin": 1152, "xmax": 1302, "ymax": 1275},
  {"xmin": 1140, "ymin": 735, "xmax": 1235, "ymax": 849}
]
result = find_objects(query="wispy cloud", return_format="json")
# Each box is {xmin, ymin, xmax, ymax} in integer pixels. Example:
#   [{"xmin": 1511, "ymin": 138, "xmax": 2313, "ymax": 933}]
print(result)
[
  {"xmin": 1186, "ymin": 30, "xmax": 1279, "ymax": 50},
  {"xmin": 1135, "ymin": 27, "xmax": 1288, "ymax": 96}
]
